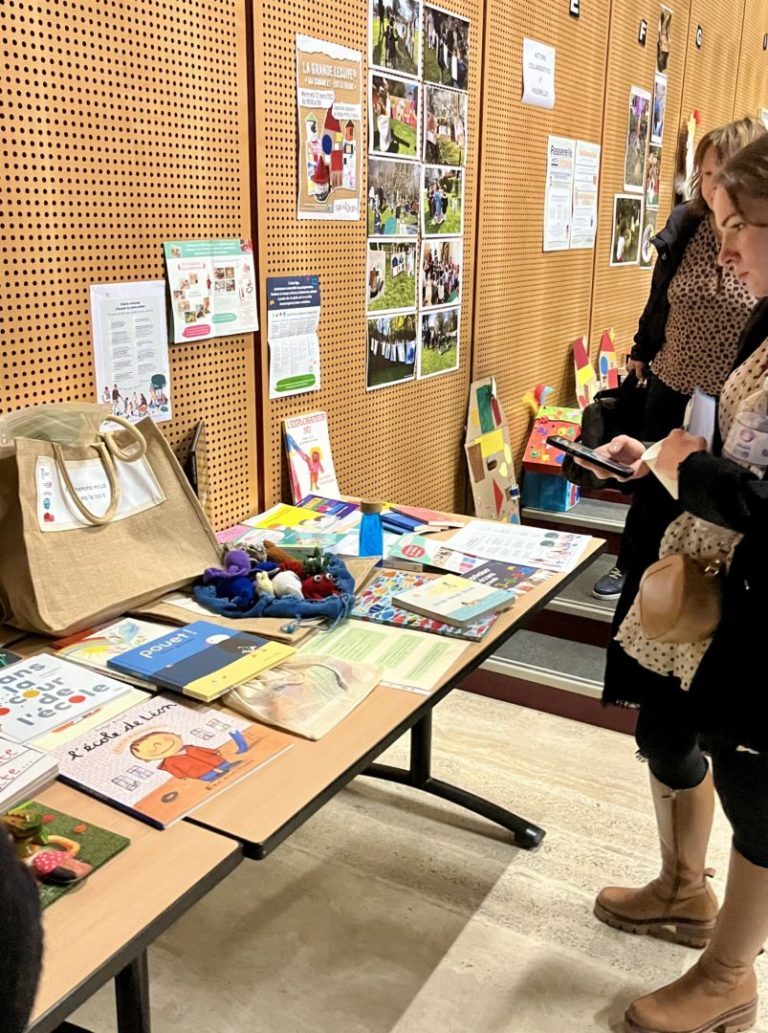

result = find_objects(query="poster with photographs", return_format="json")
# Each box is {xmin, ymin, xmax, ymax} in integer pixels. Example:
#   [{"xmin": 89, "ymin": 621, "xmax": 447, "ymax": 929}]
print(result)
[
  {"xmin": 624, "ymin": 86, "xmax": 652, "ymax": 193},
  {"xmin": 610, "ymin": 195, "xmax": 643, "ymax": 266},
  {"xmin": 296, "ymin": 36, "xmax": 363, "ymax": 221},
  {"xmin": 645, "ymin": 145, "xmax": 662, "ymax": 209},
  {"xmin": 367, "ymin": 240, "xmax": 417, "ymax": 313},
  {"xmin": 421, "ymin": 237, "xmax": 462, "ymax": 308},
  {"xmin": 657, "ymin": 5, "xmax": 672, "ymax": 74},
  {"xmin": 422, "ymin": 5, "xmax": 470, "ymax": 89},
  {"xmin": 424, "ymin": 84, "xmax": 467, "ymax": 166},
  {"xmin": 369, "ymin": 73, "xmax": 420, "ymax": 159},
  {"xmin": 640, "ymin": 207, "xmax": 658, "ymax": 269},
  {"xmin": 419, "ymin": 305, "xmax": 460, "ymax": 378},
  {"xmin": 366, "ymin": 313, "xmax": 417, "ymax": 389},
  {"xmin": 651, "ymin": 73, "xmax": 667, "ymax": 145},
  {"xmin": 367, "ymin": 157, "xmax": 420, "ymax": 236},
  {"xmin": 370, "ymin": 0, "xmax": 421, "ymax": 79},
  {"xmin": 422, "ymin": 165, "xmax": 464, "ymax": 235}
]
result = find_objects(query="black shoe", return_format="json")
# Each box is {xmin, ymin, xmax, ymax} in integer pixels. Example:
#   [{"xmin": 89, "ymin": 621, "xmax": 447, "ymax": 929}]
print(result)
[{"xmin": 592, "ymin": 565, "xmax": 625, "ymax": 600}]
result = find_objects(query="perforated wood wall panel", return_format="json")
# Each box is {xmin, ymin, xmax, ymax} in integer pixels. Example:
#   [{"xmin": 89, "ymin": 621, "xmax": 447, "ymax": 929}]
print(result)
[
  {"xmin": 2, "ymin": 0, "xmax": 256, "ymax": 532},
  {"xmin": 254, "ymin": 1, "xmax": 483, "ymax": 512},
  {"xmin": 734, "ymin": 0, "xmax": 768, "ymax": 118},
  {"xmin": 473, "ymin": 0, "xmax": 611, "ymax": 464},
  {"xmin": 678, "ymin": 2, "xmax": 742, "ymax": 136},
  {"xmin": 589, "ymin": 0, "xmax": 690, "ymax": 368}
]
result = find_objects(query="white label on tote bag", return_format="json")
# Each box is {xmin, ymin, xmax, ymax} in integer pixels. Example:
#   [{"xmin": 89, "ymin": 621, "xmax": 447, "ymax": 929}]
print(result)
[{"xmin": 36, "ymin": 455, "xmax": 166, "ymax": 532}]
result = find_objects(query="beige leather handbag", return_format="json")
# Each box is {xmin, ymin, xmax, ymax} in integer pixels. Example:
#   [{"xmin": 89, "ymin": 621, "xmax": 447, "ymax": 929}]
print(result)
[{"xmin": 638, "ymin": 553, "xmax": 724, "ymax": 644}]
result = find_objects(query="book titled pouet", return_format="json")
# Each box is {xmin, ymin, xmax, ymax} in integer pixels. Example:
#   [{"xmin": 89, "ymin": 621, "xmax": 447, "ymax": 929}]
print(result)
[{"xmin": 392, "ymin": 573, "xmax": 516, "ymax": 627}]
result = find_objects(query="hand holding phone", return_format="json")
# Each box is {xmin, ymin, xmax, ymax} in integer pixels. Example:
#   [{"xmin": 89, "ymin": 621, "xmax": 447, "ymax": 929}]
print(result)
[{"xmin": 546, "ymin": 435, "xmax": 637, "ymax": 478}]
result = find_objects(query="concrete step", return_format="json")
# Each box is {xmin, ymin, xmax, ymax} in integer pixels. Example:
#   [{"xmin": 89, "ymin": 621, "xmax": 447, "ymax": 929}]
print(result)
[
  {"xmin": 546, "ymin": 551, "xmax": 619, "ymax": 624},
  {"xmin": 523, "ymin": 496, "xmax": 629, "ymax": 534},
  {"xmin": 486, "ymin": 629, "xmax": 605, "ymax": 700}
]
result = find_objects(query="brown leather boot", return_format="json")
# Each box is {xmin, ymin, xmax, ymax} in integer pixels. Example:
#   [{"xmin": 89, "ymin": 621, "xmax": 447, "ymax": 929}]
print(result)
[
  {"xmin": 595, "ymin": 769, "xmax": 718, "ymax": 947},
  {"xmin": 623, "ymin": 847, "xmax": 768, "ymax": 1033}
]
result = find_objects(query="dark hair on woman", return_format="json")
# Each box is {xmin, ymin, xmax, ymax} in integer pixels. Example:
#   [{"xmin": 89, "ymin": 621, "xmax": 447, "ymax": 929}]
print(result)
[
  {"xmin": 717, "ymin": 132, "xmax": 768, "ymax": 223},
  {"xmin": 688, "ymin": 116, "xmax": 767, "ymax": 215}
]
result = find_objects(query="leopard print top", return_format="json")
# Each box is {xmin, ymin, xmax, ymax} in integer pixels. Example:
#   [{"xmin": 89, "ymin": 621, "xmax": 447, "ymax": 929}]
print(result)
[{"xmin": 652, "ymin": 217, "xmax": 756, "ymax": 396}]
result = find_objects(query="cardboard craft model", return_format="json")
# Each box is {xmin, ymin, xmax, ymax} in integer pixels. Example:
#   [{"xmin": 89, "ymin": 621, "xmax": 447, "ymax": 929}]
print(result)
[{"xmin": 464, "ymin": 378, "xmax": 520, "ymax": 523}]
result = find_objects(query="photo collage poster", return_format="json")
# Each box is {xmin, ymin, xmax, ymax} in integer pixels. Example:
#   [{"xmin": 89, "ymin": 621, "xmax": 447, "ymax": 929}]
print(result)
[
  {"xmin": 367, "ymin": 1, "xmax": 469, "ymax": 388},
  {"xmin": 611, "ymin": 4, "xmax": 671, "ymax": 269}
]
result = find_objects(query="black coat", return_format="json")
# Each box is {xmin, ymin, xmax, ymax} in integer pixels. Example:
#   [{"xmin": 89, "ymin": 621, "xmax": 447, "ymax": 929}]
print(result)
[
  {"xmin": 630, "ymin": 202, "xmax": 705, "ymax": 367},
  {"xmin": 604, "ymin": 298, "xmax": 768, "ymax": 752}
]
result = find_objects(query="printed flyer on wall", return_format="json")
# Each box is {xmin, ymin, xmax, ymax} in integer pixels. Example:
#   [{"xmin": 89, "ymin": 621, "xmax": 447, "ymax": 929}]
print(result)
[
  {"xmin": 90, "ymin": 281, "xmax": 172, "ymax": 424},
  {"xmin": 163, "ymin": 239, "xmax": 258, "ymax": 343},
  {"xmin": 267, "ymin": 275, "xmax": 321, "ymax": 399},
  {"xmin": 296, "ymin": 35, "xmax": 363, "ymax": 221},
  {"xmin": 570, "ymin": 140, "xmax": 601, "ymax": 250},
  {"xmin": 543, "ymin": 135, "xmax": 574, "ymax": 252}
]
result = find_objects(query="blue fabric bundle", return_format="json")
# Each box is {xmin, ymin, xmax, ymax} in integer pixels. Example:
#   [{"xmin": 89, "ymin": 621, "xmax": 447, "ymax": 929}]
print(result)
[{"xmin": 193, "ymin": 554, "xmax": 356, "ymax": 627}]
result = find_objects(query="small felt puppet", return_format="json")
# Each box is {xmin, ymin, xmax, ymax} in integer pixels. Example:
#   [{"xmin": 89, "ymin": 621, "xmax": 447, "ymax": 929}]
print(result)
[
  {"xmin": 271, "ymin": 570, "xmax": 304, "ymax": 599},
  {"xmin": 302, "ymin": 547, "xmax": 328, "ymax": 576},
  {"xmin": 301, "ymin": 572, "xmax": 340, "ymax": 599},
  {"xmin": 255, "ymin": 571, "xmax": 275, "ymax": 597}
]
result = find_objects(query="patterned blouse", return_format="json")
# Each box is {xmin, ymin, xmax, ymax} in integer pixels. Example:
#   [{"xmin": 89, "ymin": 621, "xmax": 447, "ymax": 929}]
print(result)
[
  {"xmin": 617, "ymin": 337, "xmax": 768, "ymax": 689},
  {"xmin": 652, "ymin": 217, "xmax": 756, "ymax": 396}
]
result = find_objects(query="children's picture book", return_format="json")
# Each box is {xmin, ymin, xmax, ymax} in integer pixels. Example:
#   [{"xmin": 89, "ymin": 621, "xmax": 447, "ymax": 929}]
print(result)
[
  {"xmin": 283, "ymin": 412, "xmax": 340, "ymax": 503},
  {"xmin": 224, "ymin": 653, "xmax": 382, "ymax": 740},
  {"xmin": 351, "ymin": 569, "xmax": 498, "ymax": 641},
  {"xmin": 466, "ymin": 560, "xmax": 553, "ymax": 593},
  {"xmin": 4, "ymin": 801, "xmax": 131, "ymax": 908},
  {"xmin": 296, "ymin": 495, "xmax": 360, "ymax": 524},
  {"xmin": 106, "ymin": 621, "xmax": 295, "ymax": 703},
  {"xmin": 0, "ymin": 655, "xmax": 136, "ymax": 745},
  {"xmin": 53, "ymin": 696, "xmax": 293, "ymax": 828},
  {"xmin": 385, "ymin": 534, "xmax": 486, "ymax": 575},
  {"xmin": 0, "ymin": 737, "xmax": 58, "ymax": 814},
  {"xmin": 393, "ymin": 572, "xmax": 516, "ymax": 627},
  {"xmin": 53, "ymin": 618, "xmax": 176, "ymax": 689},
  {"xmin": 242, "ymin": 502, "xmax": 323, "ymax": 530}
]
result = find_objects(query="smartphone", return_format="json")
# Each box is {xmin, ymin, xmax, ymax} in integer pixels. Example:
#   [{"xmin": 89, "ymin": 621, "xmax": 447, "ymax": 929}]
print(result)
[{"xmin": 546, "ymin": 435, "xmax": 635, "ymax": 478}]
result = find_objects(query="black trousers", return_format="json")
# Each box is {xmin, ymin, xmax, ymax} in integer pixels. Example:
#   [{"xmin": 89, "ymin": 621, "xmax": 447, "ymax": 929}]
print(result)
[
  {"xmin": 635, "ymin": 697, "xmax": 768, "ymax": 869},
  {"xmin": 616, "ymin": 375, "xmax": 690, "ymax": 572}
]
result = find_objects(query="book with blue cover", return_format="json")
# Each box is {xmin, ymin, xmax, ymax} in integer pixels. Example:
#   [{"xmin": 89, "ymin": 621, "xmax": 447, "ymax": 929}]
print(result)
[{"xmin": 106, "ymin": 621, "xmax": 295, "ymax": 702}]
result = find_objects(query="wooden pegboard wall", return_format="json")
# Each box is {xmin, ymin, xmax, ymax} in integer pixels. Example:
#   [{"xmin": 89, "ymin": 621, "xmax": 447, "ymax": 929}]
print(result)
[
  {"xmin": 1, "ymin": 0, "xmax": 257, "ymax": 532},
  {"xmin": 589, "ymin": 0, "xmax": 690, "ymax": 369},
  {"xmin": 733, "ymin": 0, "xmax": 768, "ymax": 119},
  {"xmin": 678, "ymin": 1, "xmax": 742, "ymax": 134},
  {"xmin": 472, "ymin": 0, "xmax": 611, "ymax": 464},
  {"xmin": 254, "ymin": 0, "xmax": 484, "ymax": 512}
]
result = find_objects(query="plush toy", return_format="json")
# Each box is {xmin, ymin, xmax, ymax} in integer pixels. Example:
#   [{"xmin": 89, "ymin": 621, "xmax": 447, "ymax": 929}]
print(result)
[
  {"xmin": 255, "ymin": 570, "xmax": 275, "ymax": 597},
  {"xmin": 302, "ymin": 547, "xmax": 328, "ymax": 576},
  {"xmin": 264, "ymin": 540, "xmax": 304, "ymax": 576},
  {"xmin": 237, "ymin": 541, "xmax": 267, "ymax": 564},
  {"xmin": 201, "ymin": 549, "xmax": 257, "ymax": 609},
  {"xmin": 271, "ymin": 570, "xmax": 304, "ymax": 599},
  {"xmin": 301, "ymin": 572, "xmax": 340, "ymax": 599}
]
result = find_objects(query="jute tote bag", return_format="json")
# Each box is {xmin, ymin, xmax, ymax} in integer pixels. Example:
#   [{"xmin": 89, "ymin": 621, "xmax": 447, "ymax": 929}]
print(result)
[{"xmin": 0, "ymin": 415, "xmax": 221, "ymax": 636}]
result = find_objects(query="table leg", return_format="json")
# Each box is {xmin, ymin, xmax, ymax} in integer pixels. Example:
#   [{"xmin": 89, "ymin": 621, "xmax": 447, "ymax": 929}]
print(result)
[
  {"xmin": 362, "ymin": 711, "xmax": 545, "ymax": 848},
  {"xmin": 114, "ymin": 952, "xmax": 151, "ymax": 1033}
]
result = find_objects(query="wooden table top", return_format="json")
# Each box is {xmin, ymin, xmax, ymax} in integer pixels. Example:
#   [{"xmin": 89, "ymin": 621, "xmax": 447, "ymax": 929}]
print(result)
[{"xmin": 30, "ymin": 783, "xmax": 241, "ymax": 1030}]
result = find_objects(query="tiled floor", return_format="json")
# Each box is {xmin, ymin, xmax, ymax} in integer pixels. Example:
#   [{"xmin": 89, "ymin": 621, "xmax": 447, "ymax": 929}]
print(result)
[{"xmin": 68, "ymin": 690, "xmax": 768, "ymax": 1033}]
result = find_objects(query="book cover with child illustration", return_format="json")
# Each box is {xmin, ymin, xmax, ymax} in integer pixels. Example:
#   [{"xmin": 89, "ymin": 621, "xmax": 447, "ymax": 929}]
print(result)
[{"xmin": 53, "ymin": 696, "xmax": 293, "ymax": 828}]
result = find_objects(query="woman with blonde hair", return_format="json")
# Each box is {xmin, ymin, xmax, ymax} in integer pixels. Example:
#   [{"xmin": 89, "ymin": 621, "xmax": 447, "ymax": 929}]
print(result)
[{"xmin": 579, "ymin": 131, "xmax": 768, "ymax": 1033}]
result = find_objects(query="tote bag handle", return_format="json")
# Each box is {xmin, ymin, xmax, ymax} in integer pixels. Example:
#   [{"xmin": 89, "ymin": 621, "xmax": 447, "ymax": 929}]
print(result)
[
  {"xmin": 102, "ymin": 416, "xmax": 147, "ymax": 464},
  {"xmin": 52, "ymin": 439, "xmax": 121, "ymax": 527}
]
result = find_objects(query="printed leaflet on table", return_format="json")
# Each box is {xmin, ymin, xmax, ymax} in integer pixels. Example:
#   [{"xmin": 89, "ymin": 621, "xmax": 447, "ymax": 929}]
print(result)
[
  {"xmin": 300, "ymin": 621, "xmax": 468, "ymax": 695},
  {"xmin": 447, "ymin": 520, "xmax": 590, "ymax": 573},
  {"xmin": 90, "ymin": 281, "xmax": 172, "ymax": 424}
]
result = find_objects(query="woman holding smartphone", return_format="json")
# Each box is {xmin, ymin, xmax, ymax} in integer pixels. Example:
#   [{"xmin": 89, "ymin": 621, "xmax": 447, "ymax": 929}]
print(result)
[{"xmin": 577, "ymin": 135, "xmax": 768, "ymax": 1033}]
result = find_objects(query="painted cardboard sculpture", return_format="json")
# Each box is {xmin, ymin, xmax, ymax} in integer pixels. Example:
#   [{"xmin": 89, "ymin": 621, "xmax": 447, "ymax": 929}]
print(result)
[
  {"xmin": 598, "ymin": 329, "xmax": 619, "ymax": 389},
  {"xmin": 573, "ymin": 335, "xmax": 599, "ymax": 410},
  {"xmin": 522, "ymin": 405, "xmax": 583, "ymax": 512},
  {"xmin": 464, "ymin": 378, "xmax": 520, "ymax": 523}
]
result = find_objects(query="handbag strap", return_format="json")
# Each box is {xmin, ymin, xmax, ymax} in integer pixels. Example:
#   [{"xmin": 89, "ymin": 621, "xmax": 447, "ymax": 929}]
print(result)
[
  {"xmin": 101, "ymin": 416, "xmax": 147, "ymax": 464},
  {"xmin": 52, "ymin": 439, "xmax": 120, "ymax": 526}
]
